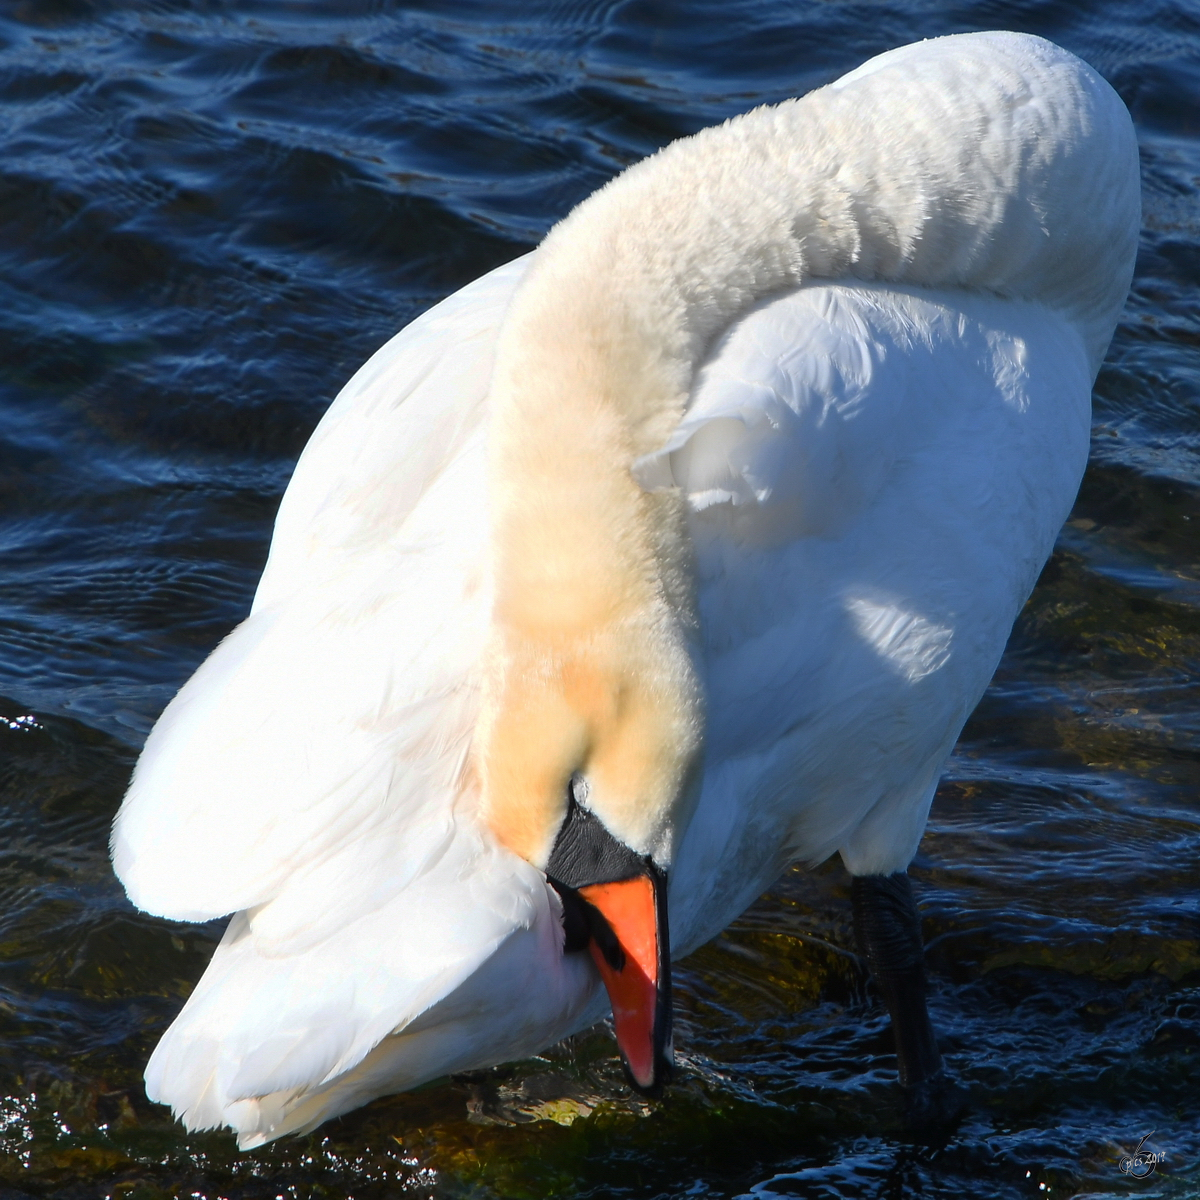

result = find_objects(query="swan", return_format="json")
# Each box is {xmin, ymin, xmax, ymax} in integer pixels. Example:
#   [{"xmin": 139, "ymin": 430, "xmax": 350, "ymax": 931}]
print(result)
[{"xmin": 111, "ymin": 30, "xmax": 1139, "ymax": 1148}]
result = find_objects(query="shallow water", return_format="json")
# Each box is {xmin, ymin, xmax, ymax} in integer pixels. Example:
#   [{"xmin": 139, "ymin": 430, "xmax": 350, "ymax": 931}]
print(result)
[{"xmin": 1, "ymin": 1, "xmax": 1198, "ymax": 1197}]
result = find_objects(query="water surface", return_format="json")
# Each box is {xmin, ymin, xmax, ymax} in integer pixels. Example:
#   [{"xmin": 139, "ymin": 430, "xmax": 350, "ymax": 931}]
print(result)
[{"xmin": 1, "ymin": 1, "xmax": 1198, "ymax": 1196}]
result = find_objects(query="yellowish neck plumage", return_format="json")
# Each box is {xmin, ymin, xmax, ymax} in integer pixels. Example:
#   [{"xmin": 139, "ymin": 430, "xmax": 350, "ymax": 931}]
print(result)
[{"xmin": 480, "ymin": 246, "xmax": 703, "ymax": 866}]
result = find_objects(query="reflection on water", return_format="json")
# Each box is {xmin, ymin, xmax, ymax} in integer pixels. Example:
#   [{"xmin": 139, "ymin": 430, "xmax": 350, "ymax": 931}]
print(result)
[{"xmin": 1, "ymin": 0, "xmax": 1198, "ymax": 1196}]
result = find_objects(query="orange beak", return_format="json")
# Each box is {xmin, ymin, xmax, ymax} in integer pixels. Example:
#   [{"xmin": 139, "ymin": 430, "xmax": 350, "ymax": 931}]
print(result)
[{"xmin": 579, "ymin": 871, "xmax": 672, "ymax": 1094}]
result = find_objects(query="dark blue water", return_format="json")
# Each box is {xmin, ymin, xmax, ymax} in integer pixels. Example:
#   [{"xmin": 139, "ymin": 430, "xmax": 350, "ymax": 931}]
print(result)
[{"xmin": 1, "ymin": 2, "xmax": 1199, "ymax": 1197}]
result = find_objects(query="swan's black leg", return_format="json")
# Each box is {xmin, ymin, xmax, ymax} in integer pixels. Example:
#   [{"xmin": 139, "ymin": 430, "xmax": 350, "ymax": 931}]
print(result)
[{"xmin": 851, "ymin": 871, "xmax": 966, "ymax": 1139}]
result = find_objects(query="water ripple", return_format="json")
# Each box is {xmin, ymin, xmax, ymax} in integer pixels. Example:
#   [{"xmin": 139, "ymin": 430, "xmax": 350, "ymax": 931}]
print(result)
[{"xmin": 0, "ymin": 0, "xmax": 1198, "ymax": 1197}]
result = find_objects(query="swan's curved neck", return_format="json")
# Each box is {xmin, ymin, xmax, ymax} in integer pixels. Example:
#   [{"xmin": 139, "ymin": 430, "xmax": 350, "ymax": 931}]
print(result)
[{"xmin": 478, "ymin": 31, "xmax": 1138, "ymax": 864}]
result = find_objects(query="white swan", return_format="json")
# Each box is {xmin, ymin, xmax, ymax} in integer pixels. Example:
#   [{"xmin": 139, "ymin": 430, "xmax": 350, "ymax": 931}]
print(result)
[{"xmin": 111, "ymin": 30, "xmax": 1139, "ymax": 1147}]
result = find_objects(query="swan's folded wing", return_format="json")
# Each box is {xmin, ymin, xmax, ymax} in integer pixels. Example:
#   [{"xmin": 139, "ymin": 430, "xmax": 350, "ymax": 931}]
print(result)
[
  {"xmin": 254, "ymin": 254, "xmax": 531, "ymax": 608},
  {"xmin": 111, "ymin": 256, "xmax": 530, "ymax": 927}
]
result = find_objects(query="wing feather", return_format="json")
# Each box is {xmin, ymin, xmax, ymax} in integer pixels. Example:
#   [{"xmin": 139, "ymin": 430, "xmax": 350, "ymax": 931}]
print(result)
[{"xmin": 111, "ymin": 257, "xmax": 530, "ymax": 926}]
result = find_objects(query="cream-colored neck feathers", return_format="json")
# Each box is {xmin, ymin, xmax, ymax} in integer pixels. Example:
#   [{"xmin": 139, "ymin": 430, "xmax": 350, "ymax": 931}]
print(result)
[{"xmin": 477, "ymin": 31, "xmax": 1140, "ymax": 869}]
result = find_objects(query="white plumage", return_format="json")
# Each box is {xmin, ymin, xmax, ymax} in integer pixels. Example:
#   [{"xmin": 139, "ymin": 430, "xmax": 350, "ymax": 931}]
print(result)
[{"xmin": 111, "ymin": 31, "xmax": 1139, "ymax": 1146}]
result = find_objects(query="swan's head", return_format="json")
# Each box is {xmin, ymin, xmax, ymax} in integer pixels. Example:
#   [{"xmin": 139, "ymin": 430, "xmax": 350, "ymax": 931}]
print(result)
[
  {"xmin": 480, "ymin": 619, "xmax": 701, "ymax": 868},
  {"xmin": 479, "ymin": 579, "xmax": 702, "ymax": 1092}
]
